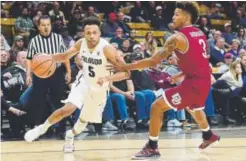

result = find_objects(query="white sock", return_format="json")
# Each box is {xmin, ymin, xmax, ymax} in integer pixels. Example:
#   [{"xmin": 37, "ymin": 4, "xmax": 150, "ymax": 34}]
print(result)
[
  {"xmin": 201, "ymin": 126, "xmax": 210, "ymax": 132},
  {"xmin": 65, "ymin": 130, "xmax": 74, "ymax": 146},
  {"xmin": 149, "ymin": 135, "xmax": 159, "ymax": 141},
  {"xmin": 40, "ymin": 120, "xmax": 52, "ymax": 134}
]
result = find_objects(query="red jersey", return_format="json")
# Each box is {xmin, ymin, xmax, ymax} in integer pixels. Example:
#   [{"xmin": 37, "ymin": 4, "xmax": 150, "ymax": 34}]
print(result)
[{"xmin": 174, "ymin": 26, "xmax": 210, "ymax": 79}]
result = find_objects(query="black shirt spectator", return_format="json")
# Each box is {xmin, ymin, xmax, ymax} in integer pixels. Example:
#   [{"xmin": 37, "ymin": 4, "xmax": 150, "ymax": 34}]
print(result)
[
  {"xmin": 129, "ymin": 1, "xmax": 149, "ymax": 23},
  {"xmin": 199, "ymin": 17, "xmax": 210, "ymax": 38},
  {"xmin": 68, "ymin": 8, "xmax": 83, "ymax": 36},
  {"xmin": 128, "ymin": 30, "xmax": 139, "ymax": 50},
  {"xmin": 146, "ymin": 2, "xmax": 157, "ymax": 18},
  {"xmin": 151, "ymin": 6, "xmax": 167, "ymax": 31}
]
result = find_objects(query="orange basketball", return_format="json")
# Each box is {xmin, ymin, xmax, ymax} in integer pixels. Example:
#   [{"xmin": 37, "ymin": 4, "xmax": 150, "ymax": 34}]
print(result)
[{"xmin": 31, "ymin": 54, "xmax": 56, "ymax": 79}]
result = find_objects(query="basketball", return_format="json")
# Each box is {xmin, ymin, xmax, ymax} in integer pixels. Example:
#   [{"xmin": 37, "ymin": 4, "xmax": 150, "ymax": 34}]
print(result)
[{"xmin": 31, "ymin": 54, "xmax": 56, "ymax": 79}]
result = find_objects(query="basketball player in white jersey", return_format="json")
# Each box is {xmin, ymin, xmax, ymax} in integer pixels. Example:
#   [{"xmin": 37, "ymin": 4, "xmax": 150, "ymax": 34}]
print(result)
[{"xmin": 24, "ymin": 17, "xmax": 130, "ymax": 152}]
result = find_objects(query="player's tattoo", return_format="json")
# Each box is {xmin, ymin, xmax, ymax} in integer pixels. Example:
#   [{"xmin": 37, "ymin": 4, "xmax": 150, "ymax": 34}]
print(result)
[{"xmin": 156, "ymin": 36, "xmax": 178, "ymax": 60}]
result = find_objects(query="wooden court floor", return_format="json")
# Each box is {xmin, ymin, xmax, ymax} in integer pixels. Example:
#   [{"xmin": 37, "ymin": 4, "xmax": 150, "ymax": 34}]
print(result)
[{"xmin": 1, "ymin": 128, "xmax": 246, "ymax": 161}]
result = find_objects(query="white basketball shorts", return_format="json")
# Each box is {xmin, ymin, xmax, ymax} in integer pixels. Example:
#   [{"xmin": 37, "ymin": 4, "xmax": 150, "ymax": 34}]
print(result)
[{"xmin": 63, "ymin": 71, "xmax": 108, "ymax": 123}]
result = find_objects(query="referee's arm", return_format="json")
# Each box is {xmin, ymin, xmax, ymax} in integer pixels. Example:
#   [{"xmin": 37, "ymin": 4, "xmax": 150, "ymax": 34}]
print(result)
[
  {"xmin": 59, "ymin": 36, "xmax": 72, "ymax": 84},
  {"xmin": 52, "ymin": 39, "xmax": 82, "ymax": 62},
  {"xmin": 26, "ymin": 39, "xmax": 36, "ymax": 86}
]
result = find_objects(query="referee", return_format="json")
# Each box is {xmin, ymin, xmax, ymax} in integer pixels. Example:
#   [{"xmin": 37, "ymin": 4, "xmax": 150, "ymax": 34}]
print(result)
[{"xmin": 25, "ymin": 15, "xmax": 71, "ymax": 130}]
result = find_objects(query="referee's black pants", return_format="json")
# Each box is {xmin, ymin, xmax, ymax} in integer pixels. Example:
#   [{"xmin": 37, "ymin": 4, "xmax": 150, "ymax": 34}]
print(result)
[{"xmin": 26, "ymin": 67, "xmax": 67, "ymax": 127}]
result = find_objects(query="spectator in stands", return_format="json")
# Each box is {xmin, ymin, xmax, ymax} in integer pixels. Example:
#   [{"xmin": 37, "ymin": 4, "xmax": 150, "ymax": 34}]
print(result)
[
  {"xmin": 120, "ymin": 39, "xmax": 132, "ymax": 56},
  {"xmin": 16, "ymin": 51, "xmax": 27, "ymax": 69},
  {"xmin": 9, "ymin": 36, "xmax": 26, "ymax": 62},
  {"xmin": 1, "ymin": 34, "xmax": 11, "ymax": 51},
  {"xmin": 1, "ymin": 90, "xmax": 26, "ymax": 139},
  {"xmin": 1, "ymin": 50, "xmax": 27, "ymax": 103},
  {"xmin": 241, "ymin": 54, "xmax": 246, "ymax": 84},
  {"xmin": 108, "ymin": 77, "xmax": 135, "ymax": 130},
  {"xmin": 146, "ymin": 2, "xmax": 156, "ymax": 17},
  {"xmin": 164, "ymin": 54, "xmax": 181, "ymax": 78},
  {"xmin": 58, "ymin": 26, "xmax": 75, "ymax": 49},
  {"xmin": 210, "ymin": 37, "xmax": 226, "ymax": 67},
  {"xmin": 223, "ymin": 22, "xmax": 236, "ymax": 46},
  {"xmin": 216, "ymin": 53, "xmax": 234, "ymax": 74},
  {"xmin": 101, "ymin": 12, "xmax": 119, "ymax": 37},
  {"xmin": 236, "ymin": 28, "xmax": 246, "ymax": 49},
  {"xmin": 199, "ymin": 17, "xmax": 210, "ymax": 38},
  {"xmin": 129, "ymin": 53, "xmax": 156, "ymax": 127},
  {"xmin": 133, "ymin": 44, "xmax": 150, "ymax": 59},
  {"xmin": 70, "ymin": 1, "xmax": 85, "ymax": 16},
  {"xmin": 68, "ymin": 8, "xmax": 83, "ymax": 36},
  {"xmin": 9, "ymin": 2, "xmax": 26, "ymax": 18},
  {"xmin": 15, "ymin": 7, "xmax": 34, "ymax": 46},
  {"xmin": 209, "ymin": 3, "xmax": 224, "ymax": 19},
  {"xmin": 117, "ymin": 12, "xmax": 130, "ymax": 36},
  {"xmin": 228, "ymin": 39, "xmax": 240, "ymax": 57},
  {"xmin": 129, "ymin": 1, "xmax": 149, "ymax": 23},
  {"xmin": 164, "ymin": 23, "xmax": 176, "ymax": 42},
  {"xmin": 1, "ymin": 50, "xmax": 14, "ymax": 71},
  {"xmin": 52, "ymin": 15, "xmax": 65, "ymax": 34},
  {"xmin": 83, "ymin": 6, "xmax": 98, "ymax": 19},
  {"xmin": 144, "ymin": 32, "xmax": 157, "ymax": 56},
  {"xmin": 30, "ymin": 14, "xmax": 40, "ymax": 39},
  {"xmin": 232, "ymin": 9, "xmax": 246, "ymax": 31},
  {"xmin": 49, "ymin": 1, "xmax": 66, "ymax": 24},
  {"xmin": 207, "ymin": 30, "xmax": 221, "ymax": 53},
  {"xmin": 151, "ymin": 6, "xmax": 167, "ymax": 31},
  {"xmin": 110, "ymin": 27, "xmax": 124, "ymax": 47},
  {"xmin": 218, "ymin": 60, "xmax": 243, "ymax": 124},
  {"xmin": 73, "ymin": 27, "xmax": 84, "ymax": 41},
  {"xmin": 101, "ymin": 97, "xmax": 119, "ymax": 131},
  {"xmin": 128, "ymin": 30, "xmax": 139, "ymax": 50}
]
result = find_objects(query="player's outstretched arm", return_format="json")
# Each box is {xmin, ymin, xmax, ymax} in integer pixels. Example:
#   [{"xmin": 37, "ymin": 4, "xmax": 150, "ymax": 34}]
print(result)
[
  {"xmin": 104, "ymin": 45, "xmax": 131, "ymax": 80},
  {"xmin": 116, "ymin": 34, "xmax": 186, "ymax": 71},
  {"xmin": 52, "ymin": 39, "xmax": 82, "ymax": 62}
]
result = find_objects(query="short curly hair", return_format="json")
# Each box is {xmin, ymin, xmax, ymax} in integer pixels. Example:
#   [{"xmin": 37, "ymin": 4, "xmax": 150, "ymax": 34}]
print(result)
[
  {"xmin": 82, "ymin": 16, "xmax": 101, "ymax": 29},
  {"xmin": 176, "ymin": 2, "xmax": 199, "ymax": 24}
]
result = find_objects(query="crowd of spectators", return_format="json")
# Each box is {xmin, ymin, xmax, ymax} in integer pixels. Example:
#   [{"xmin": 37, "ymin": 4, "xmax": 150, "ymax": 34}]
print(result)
[{"xmin": 1, "ymin": 1, "xmax": 246, "ymax": 140}]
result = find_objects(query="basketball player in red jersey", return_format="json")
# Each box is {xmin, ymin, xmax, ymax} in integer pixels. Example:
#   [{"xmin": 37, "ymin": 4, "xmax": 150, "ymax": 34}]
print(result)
[{"xmin": 109, "ymin": 2, "xmax": 220, "ymax": 160}]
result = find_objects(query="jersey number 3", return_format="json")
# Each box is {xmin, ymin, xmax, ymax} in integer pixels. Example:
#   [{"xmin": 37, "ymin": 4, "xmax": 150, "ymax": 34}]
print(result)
[
  {"xmin": 199, "ymin": 39, "xmax": 207, "ymax": 58},
  {"xmin": 88, "ymin": 66, "xmax": 95, "ymax": 77}
]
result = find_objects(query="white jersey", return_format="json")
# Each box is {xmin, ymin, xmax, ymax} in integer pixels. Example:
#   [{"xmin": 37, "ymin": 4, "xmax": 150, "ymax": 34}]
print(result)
[
  {"xmin": 79, "ymin": 38, "xmax": 111, "ymax": 91},
  {"xmin": 63, "ymin": 38, "xmax": 112, "ymax": 123}
]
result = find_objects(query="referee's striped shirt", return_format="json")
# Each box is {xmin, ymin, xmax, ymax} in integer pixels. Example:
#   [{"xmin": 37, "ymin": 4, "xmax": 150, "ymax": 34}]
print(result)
[{"xmin": 27, "ymin": 32, "xmax": 67, "ymax": 60}]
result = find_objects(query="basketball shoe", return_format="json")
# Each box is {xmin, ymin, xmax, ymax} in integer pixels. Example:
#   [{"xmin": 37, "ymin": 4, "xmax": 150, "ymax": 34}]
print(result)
[
  {"xmin": 24, "ymin": 125, "xmax": 44, "ymax": 142},
  {"xmin": 199, "ymin": 132, "xmax": 220, "ymax": 150},
  {"xmin": 131, "ymin": 143, "xmax": 160, "ymax": 160}
]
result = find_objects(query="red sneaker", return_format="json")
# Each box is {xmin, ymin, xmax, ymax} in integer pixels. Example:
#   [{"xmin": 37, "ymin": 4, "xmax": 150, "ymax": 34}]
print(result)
[
  {"xmin": 131, "ymin": 143, "xmax": 160, "ymax": 160},
  {"xmin": 199, "ymin": 133, "xmax": 220, "ymax": 150}
]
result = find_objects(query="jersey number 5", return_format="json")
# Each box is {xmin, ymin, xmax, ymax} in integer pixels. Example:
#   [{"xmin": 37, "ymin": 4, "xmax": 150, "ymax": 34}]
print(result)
[
  {"xmin": 88, "ymin": 66, "xmax": 95, "ymax": 77},
  {"xmin": 199, "ymin": 39, "xmax": 207, "ymax": 58}
]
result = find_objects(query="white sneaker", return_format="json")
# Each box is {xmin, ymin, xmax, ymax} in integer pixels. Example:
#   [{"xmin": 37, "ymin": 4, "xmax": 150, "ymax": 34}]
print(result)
[
  {"xmin": 167, "ymin": 119, "xmax": 183, "ymax": 127},
  {"xmin": 24, "ymin": 125, "xmax": 44, "ymax": 142},
  {"xmin": 102, "ymin": 121, "xmax": 118, "ymax": 131},
  {"xmin": 64, "ymin": 135, "xmax": 74, "ymax": 153}
]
